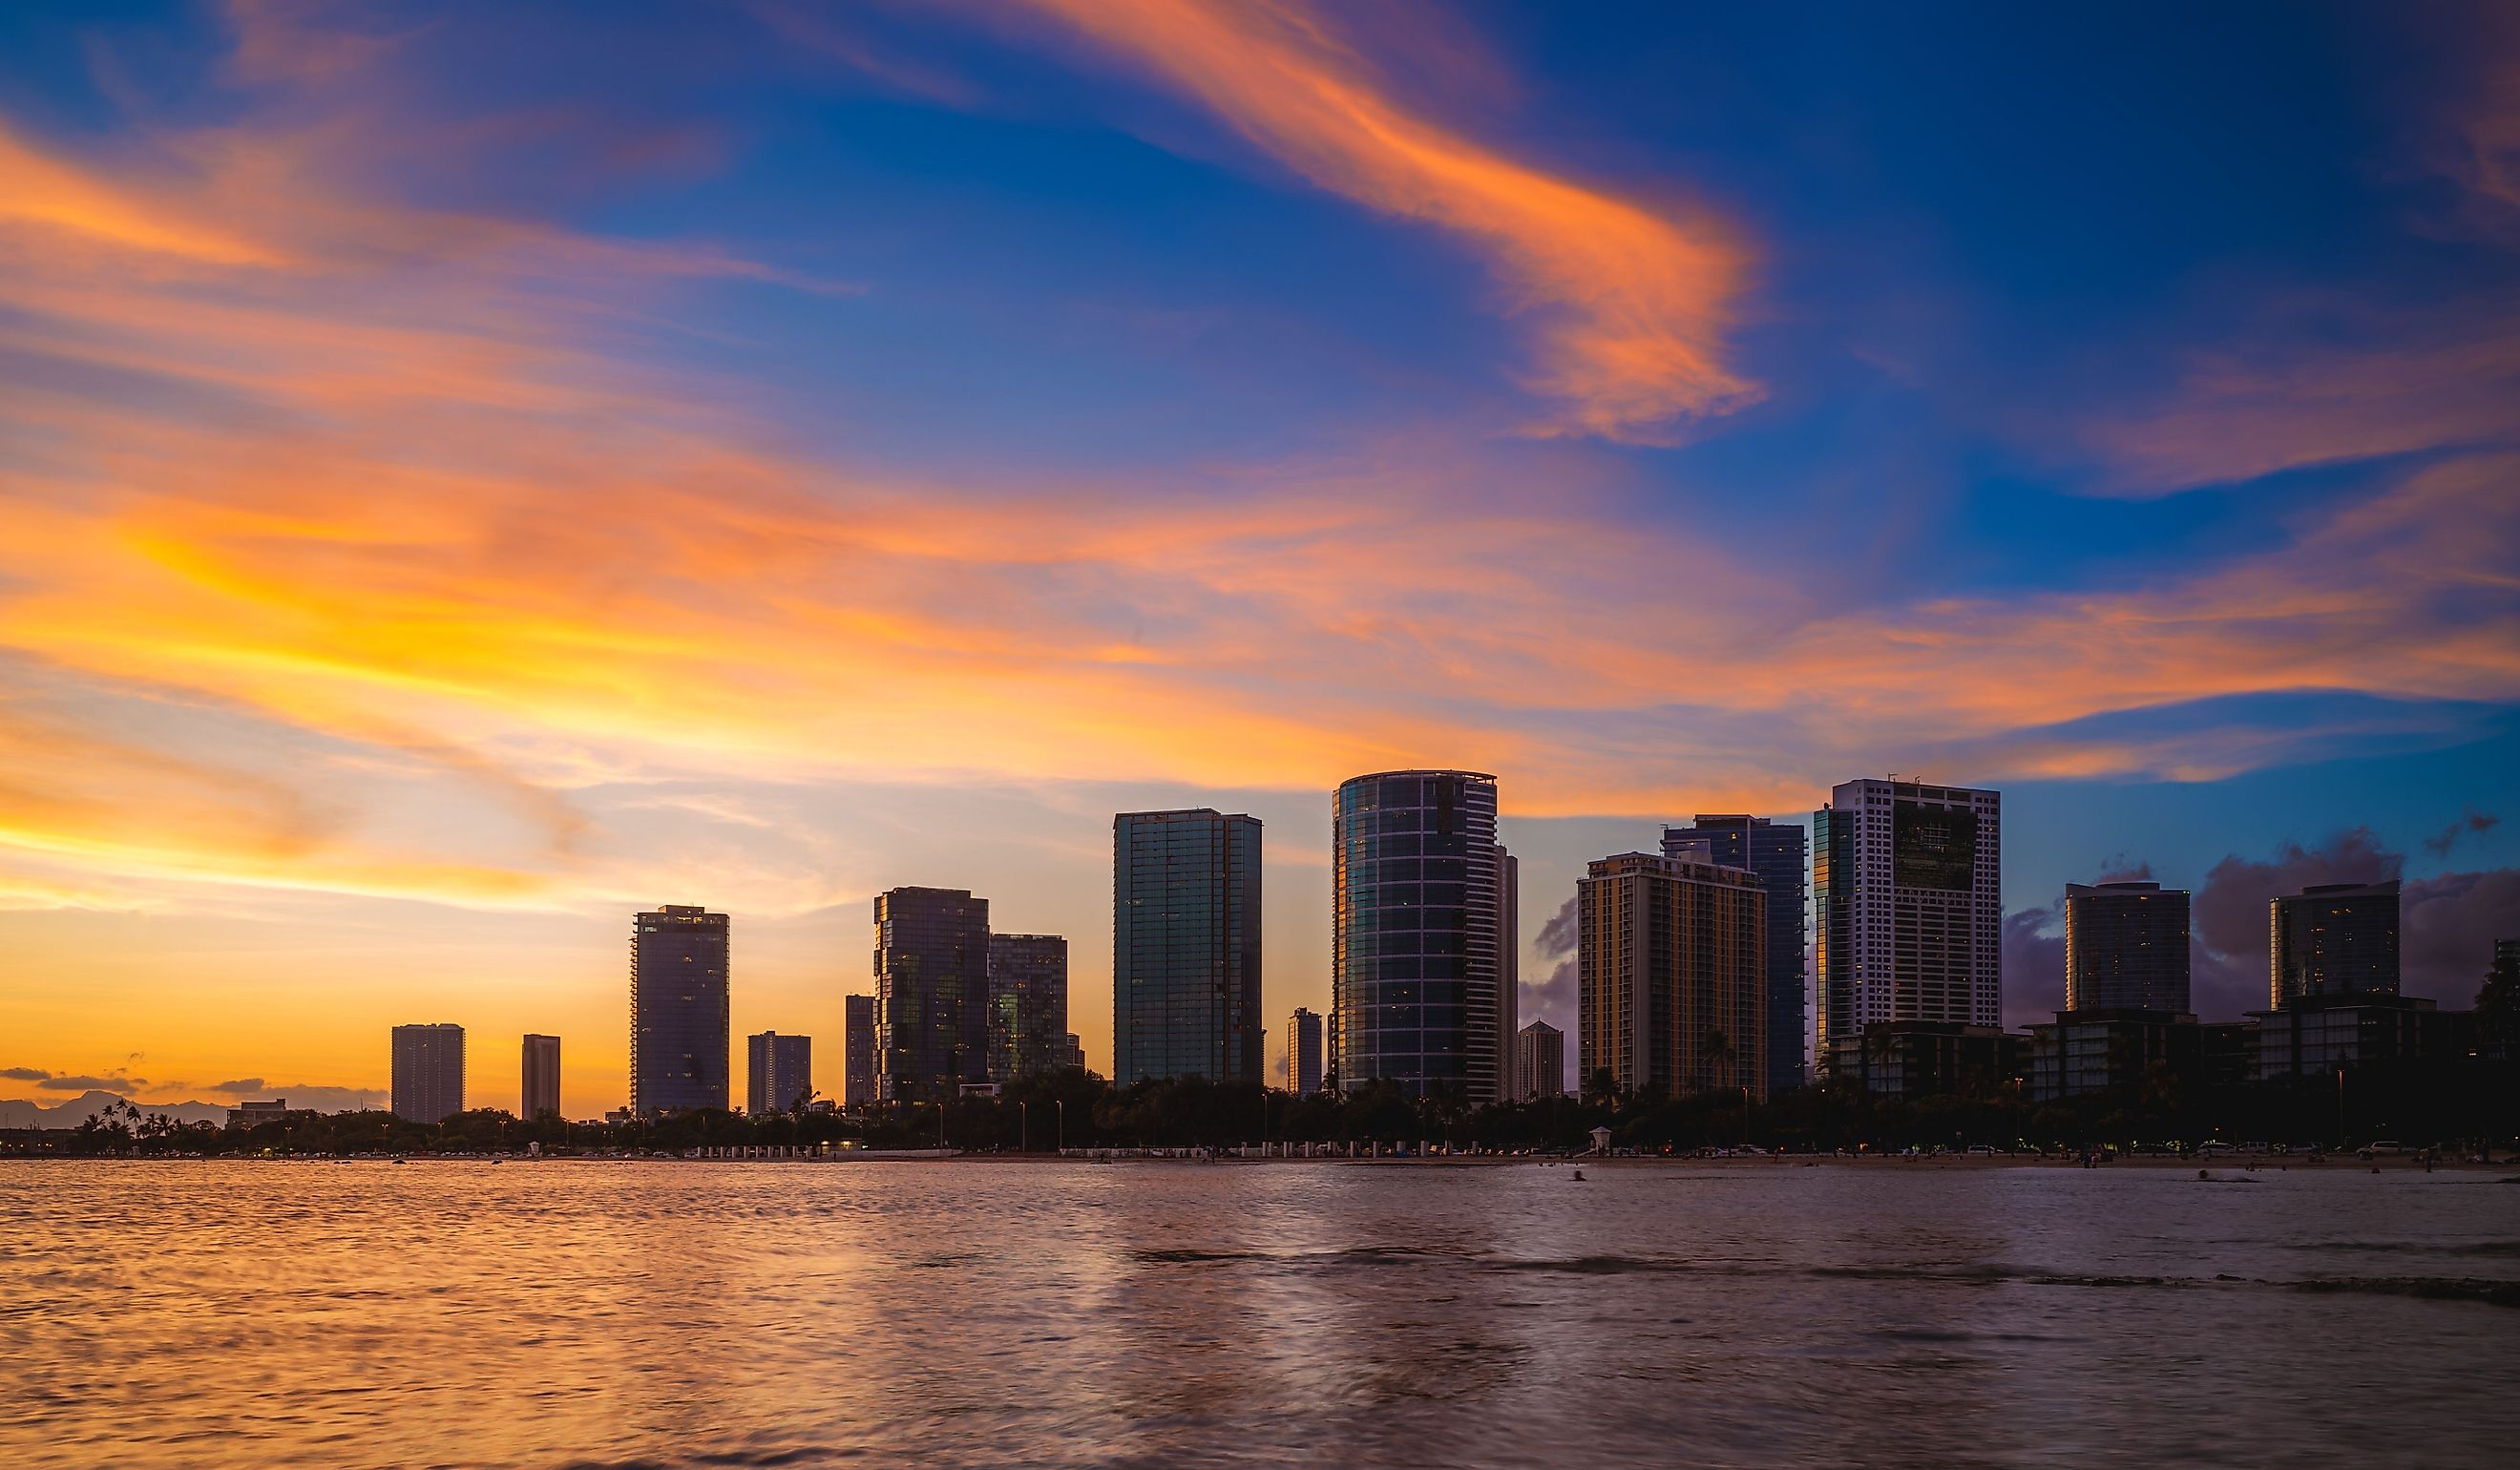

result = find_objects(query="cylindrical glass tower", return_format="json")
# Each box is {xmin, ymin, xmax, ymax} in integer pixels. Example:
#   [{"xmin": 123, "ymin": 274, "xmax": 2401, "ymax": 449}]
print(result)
[{"xmin": 1332, "ymin": 770, "xmax": 1502, "ymax": 1101}]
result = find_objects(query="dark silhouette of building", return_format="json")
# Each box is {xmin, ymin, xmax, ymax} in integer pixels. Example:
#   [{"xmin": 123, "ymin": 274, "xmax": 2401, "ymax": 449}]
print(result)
[
  {"xmin": 1286, "ymin": 1007, "xmax": 1324, "ymax": 1093},
  {"xmin": 1666, "ymin": 815, "xmax": 1809, "ymax": 1092},
  {"xmin": 844, "ymin": 993, "xmax": 876, "ymax": 1107},
  {"xmin": 226, "ymin": 1098, "xmax": 287, "ymax": 1129},
  {"xmin": 1114, "ymin": 809, "xmax": 1263, "ymax": 1085},
  {"xmin": 1496, "ymin": 843, "xmax": 1520, "ymax": 1100},
  {"xmin": 1516, "ymin": 1019, "xmax": 1565, "ymax": 1099},
  {"xmin": 390, "ymin": 1023, "xmax": 465, "ymax": 1124},
  {"xmin": 1823, "ymin": 1020, "xmax": 2017, "ymax": 1101},
  {"xmin": 2248, "ymin": 992, "xmax": 2467, "ymax": 1079},
  {"xmin": 1579, "ymin": 850, "xmax": 1768, "ymax": 1101},
  {"xmin": 2272, "ymin": 880, "xmax": 2400, "ymax": 1007},
  {"xmin": 521, "ymin": 1033, "xmax": 560, "ymax": 1120},
  {"xmin": 632, "ymin": 906, "xmax": 731, "ymax": 1117},
  {"xmin": 874, "ymin": 887, "xmax": 990, "ymax": 1104},
  {"xmin": 988, "ymin": 934, "xmax": 1070, "ymax": 1082},
  {"xmin": 2064, "ymin": 881, "xmax": 2191, "ymax": 1014},
  {"xmin": 1332, "ymin": 771, "xmax": 1508, "ymax": 1102},
  {"xmin": 2025, "ymin": 1009, "xmax": 2198, "ymax": 1100},
  {"xmin": 746, "ymin": 1031, "xmax": 811, "ymax": 1114}
]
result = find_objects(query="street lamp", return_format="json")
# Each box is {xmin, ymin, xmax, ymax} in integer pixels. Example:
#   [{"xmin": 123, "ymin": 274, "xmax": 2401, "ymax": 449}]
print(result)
[
  {"xmin": 1057, "ymin": 1098, "xmax": 1065, "ymax": 1154},
  {"xmin": 1019, "ymin": 1100, "xmax": 1029, "ymax": 1155}
]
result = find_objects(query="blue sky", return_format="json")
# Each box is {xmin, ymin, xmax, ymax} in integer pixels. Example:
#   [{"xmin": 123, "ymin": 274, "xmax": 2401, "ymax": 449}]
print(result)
[{"xmin": 0, "ymin": 1, "xmax": 2513, "ymax": 1111}]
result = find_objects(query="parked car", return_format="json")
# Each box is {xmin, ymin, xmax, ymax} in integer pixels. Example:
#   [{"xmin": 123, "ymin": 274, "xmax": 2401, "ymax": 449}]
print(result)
[{"xmin": 2360, "ymin": 1140, "xmax": 2406, "ymax": 1158}]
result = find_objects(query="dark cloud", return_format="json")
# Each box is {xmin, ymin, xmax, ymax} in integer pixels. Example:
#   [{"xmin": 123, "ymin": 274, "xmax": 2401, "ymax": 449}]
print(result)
[
  {"xmin": 38, "ymin": 1075, "xmax": 136, "ymax": 1094},
  {"xmin": 1535, "ymin": 894, "xmax": 1578, "ymax": 958},
  {"xmin": 2003, "ymin": 905, "xmax": 2067, "ymax": 1028},
  {"xmin": 0, "ymin": 1066, "xmax": 50, "ymax": 1082},
  {"xmin": 2423, "ymin": 808, "xmax": 2501, "ymax": 860},
  {"xmin": 210, "ymin": 1078, "xmax": 268, "ymax": 1095},
  {"xmin": 2405, "ymin": 868, "xmax": 2520, "ymax": 998},
  {"xmin": 2095, "ymin": 857, "xmax": 2156, "ymax": 884},
  {"xmin": 1520, "ymin": 894, "xmax": 1582, "ymax": 1045},
  {"xmin": 2181, "ymin": 827, "xmax": 2519, "ymax": 1018}
]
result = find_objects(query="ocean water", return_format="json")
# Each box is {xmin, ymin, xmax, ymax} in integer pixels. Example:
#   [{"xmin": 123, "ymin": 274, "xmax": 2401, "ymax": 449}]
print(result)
[{"xmin": 2, "ymin": 1159, "xmax": 2515, "ymax": 1468}]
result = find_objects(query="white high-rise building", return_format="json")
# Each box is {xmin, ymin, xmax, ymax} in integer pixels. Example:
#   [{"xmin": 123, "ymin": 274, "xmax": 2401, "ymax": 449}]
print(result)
[{"xmin": 1812, "ymin": 779, "xmax": 2002, "ymax": 1069}]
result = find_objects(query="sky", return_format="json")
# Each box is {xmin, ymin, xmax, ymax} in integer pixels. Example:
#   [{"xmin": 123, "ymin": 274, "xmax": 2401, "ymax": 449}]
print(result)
[{"xmin": 2, "ymin": 1, "xmax": 2517, "ymax": 1120}]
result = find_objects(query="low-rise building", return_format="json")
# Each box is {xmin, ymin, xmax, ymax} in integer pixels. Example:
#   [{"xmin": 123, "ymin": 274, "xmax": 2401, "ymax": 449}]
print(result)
[
  {"xmin": 1824, "ymin": 1021, "xmax": 2018, "ymax": 1100},
  {"xmin": 2248, "ymin": 993, "xmax": 2471, "ymax": 1079},
  {"xmin": 226, "ymin": 1099, "xmax": 288, "ymax": 1129}
]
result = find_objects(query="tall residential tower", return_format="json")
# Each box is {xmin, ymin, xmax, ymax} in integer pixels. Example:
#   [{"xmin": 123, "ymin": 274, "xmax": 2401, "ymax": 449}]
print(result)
[
  {"xmin": 1577, "ymin": 850, "xmax": 1768, "ymax": 1101},
  {"xmin": 1813, "ymin": 780, "xmax": 2002, "ymax": 1076},
  {"xmin": 1113, "ymin": 809, "xmax": 1264, "ymax": 1085},
  {"xmin": 2064, "ymin": 881, "xmax": 2191, "ymax": 1014},
  {"xmin": 521, "ymin": 1033, "xmax": 560, "ymax": 1120},
  {"xmin": 631, "ymin": 906, "xmax": 731, "ymax": 1117},
  {"xmin": 1664, "ymin": 816, "xmax": 1809, "ymax": 1092},
  {"xmin": 2272, "ymin": 880, "xmax": 2400, "ymax": 1007},
  {"xmin": 874, "ymin": 888, "xmax": 990, "ymax": 1103},
  {"xmin": 390, "ymin": 1023, "xmax": 465, "ymax": 1124},
  {"xmin": 988, "ymin": 934, "xmax": 1071, "ymax": 1082},
  {"xmin": 746, "ymin": 1031, "xmax": 811, "ymax": 1114},
  {"xmin": 1331, "ymin": 770, "xmax": 1510, "ymax": 1102}
]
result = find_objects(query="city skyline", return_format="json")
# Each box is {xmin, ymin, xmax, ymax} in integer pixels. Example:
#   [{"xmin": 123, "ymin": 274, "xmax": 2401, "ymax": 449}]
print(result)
[{"xmin": 4, "ymin": 4, "xmax": 2519, "ymax": 1121}]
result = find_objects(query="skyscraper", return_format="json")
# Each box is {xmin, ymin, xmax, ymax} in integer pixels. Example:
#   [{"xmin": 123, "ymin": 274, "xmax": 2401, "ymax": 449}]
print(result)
[
  {"xmin": 1665, "ymin": 815, "xmax": 1810, "ymax": 1092},
  {"xmin": 844, "ymin": 994, "xmax": 876, "ymax": 1107},
  {"xmin": 390, "ymin": 1023, "xmax": 465, "ymax": 1124},
  {"xmin": 1577, "ymin": 850, "xmax": 1768, "ymax": 1101},
  {"xmin": 1516, "ymin": 1019, "xmax": 1565, "ymax": 1100},
  {"xmin": 1495, "ymin": 843, "xmax": 1520, "ymax": 1103},
  {"xmin": 2064, "ymin": 881, "xmax": 2192, "ymax": 1013},
  {"xmin": 874, "ymin": 887, "xmax": 990, "ymax": 1103},
  {"xmin": 631, "ymin": 905, "xmax": 731, "ymax": 1117},
  {"xmin": 1286, "ymin": 1006, "xmax": 1324, "ymax": 1094},
  {"xmin": 521, "ymin": 1033, "xmax": 560, "ymax": 1120},
  {"xmin": 1813, "ymin": 779, "xmax": 2002, "ymax": 1074},
  {"xmin": 1332, "ymin": 770, "xmax": 1507, "ymax": 1102},
  {"xmin": 2272, "ymin": 880, "xmax": 2401, "ymax": 1007},
  {"xmin": 987, "ymin": 934, "xmax": 1070, "ymax": 1082},
  {"xmin": 746, "ymin": 1031, "xmax": 811, "ymax": 1115},
  {"xmin": 1113, "ymin": 809, "xmax": 1264, "ymax": 1086}
]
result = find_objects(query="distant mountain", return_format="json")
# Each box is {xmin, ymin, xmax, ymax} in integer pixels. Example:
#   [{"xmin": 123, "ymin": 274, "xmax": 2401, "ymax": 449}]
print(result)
[{"xmin": 0, "ymin": 1091, "xmax": 232, "ymax": 1129}]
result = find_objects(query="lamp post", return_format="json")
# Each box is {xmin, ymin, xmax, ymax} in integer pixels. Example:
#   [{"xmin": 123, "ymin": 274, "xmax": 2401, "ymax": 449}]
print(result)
[
  {"xmin": 1057, "ymin": 1098, "xmax": 1065, "ymax": 1154},
  {"xmin": 1019, "ymin": 1100, "xmax": 1029, "ymax": 1155}
]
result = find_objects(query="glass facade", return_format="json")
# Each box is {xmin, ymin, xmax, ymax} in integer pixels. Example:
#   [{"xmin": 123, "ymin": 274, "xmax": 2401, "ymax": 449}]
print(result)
[
  {"xmin": 873, "ymin": 888, "xmax": 990, "ymax": 1104},
  {"xmin": 2063, "ymin": 882, "xmax": 2192, "ymax": 1014},
  {"xmin": 1332, "ymin": 770, "xmax": 1502, "ymax": 1101},
  {"xmin": 988, "ymin": 934, "xmax": 1071, "ymax": 1082},
  {"xmin": 2271, "ymin": 881, "xmax": 2400, "ymax": 1007},
  {"xmin": 1664, "ymin": 816, "xmax": 1809, "ymax": 1093},
  {"xmin": 631, "ymin": 906, "xmax": 730, "ymax": 1117},
  {"xmin": 1113, "ymin": 809, "xmax": 1263, "ymax": 1085}
]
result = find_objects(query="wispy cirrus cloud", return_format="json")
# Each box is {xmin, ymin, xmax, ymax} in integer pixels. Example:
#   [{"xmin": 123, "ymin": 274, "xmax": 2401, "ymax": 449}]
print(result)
[{"xmin": 982, "ymin": 0, "xmax": 1758, "ymax": 443}]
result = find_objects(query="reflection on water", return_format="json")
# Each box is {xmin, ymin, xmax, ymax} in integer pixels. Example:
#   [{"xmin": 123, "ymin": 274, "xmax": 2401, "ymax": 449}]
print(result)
[{"xmin": 3, "ymin": 1161, "xmax": 2516, "ymax": 1467}]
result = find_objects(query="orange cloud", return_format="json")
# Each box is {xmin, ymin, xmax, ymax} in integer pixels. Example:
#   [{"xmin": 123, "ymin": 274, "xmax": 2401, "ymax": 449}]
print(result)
[{"xmin": 992, "ymin": 0, "xmax": 1758, "ymax": 442}]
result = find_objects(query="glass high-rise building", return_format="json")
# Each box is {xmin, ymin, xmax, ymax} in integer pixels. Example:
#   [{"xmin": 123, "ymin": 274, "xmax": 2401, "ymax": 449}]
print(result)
[
  {"xmin": 1577, "ymin": 850, "xmax": 1768, "ymax": 1101},
  {"xmin": 521, "ymin": 1033, "xmax": 560, "ymax": 1120},
  {"xmin": 988, "ymin": 934, "xmax": 1070, "ymax": 1082},
  {"xmin": 1813, "ymin": 779, "xmax": 2001, "ymax": 1076},
  {"xmin": 2272, "ymin": 880, "xmax": 2400, "ymax": 1007},
  {"xmin": 1331, "ymin": 770, "xmax": 1507, "ymax": 1102},
  {"xmin": 1113, "ymin": 809, "xmax": 1263, "ymax": 1085},
  {"xmin": 843, "ymin": 994, "xmax": 876, "ymax": 1107},
  {"xmin": 746, "ymin": 1031, "xmax": 811, "ymax": 1115},
  {"xmin": 631, "ymin": 906, "xmax": 731, "ymax": 1117},
  {"xmin": 1286, "ymin": 1007, "xmax": 1324, "ymax": 1094},
  {"xmin": 1664, "ymin": 815, "xmax": 1809, "ymax": 1092},
  {"xmin": 390, "ymin": 1023, "xmax": 465, "ymax": 1124},
  {"xmin": 874, "ymin": 887, "xmax": 990, "ymax": 1104},
  {"xmin": 2064, "ymin": 881, "xmax": 2192, "ymax": 1014}
]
